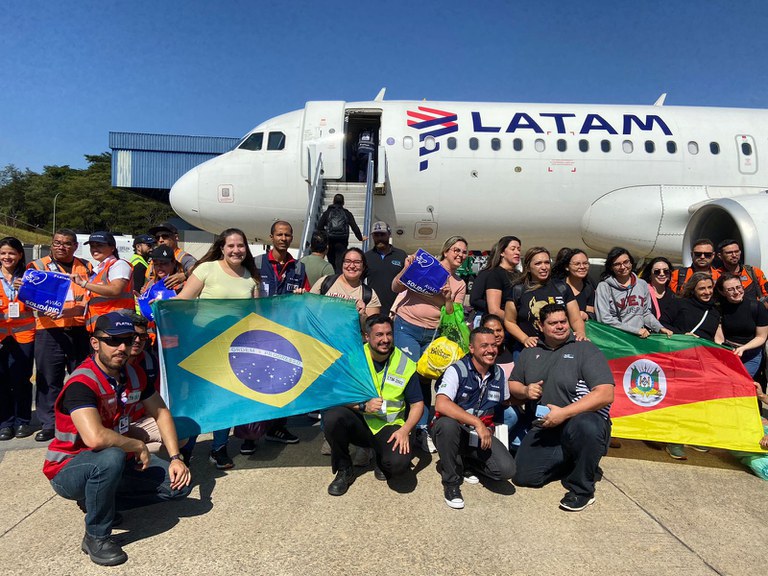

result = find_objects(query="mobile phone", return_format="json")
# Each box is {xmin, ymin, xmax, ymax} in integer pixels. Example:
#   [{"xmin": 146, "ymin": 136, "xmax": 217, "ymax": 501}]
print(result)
[{"xmin": 532, "ymin": 405, "xmax": 550, "ymax": 427}]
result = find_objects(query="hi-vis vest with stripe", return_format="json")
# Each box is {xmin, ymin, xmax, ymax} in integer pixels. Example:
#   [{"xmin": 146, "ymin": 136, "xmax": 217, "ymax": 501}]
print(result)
[
  {"xmin": 363, "ymin": 345, "xmax": 417, "ymax": 434},
  {"xmin": 0, "ymin": 276, "xmax": 35, "ymax": 343},
  {"xmin": 28, "ymin": 256, "xmax": 92, "ymax": 330},
  {"xmin": 85, "ymin": 257, "xmax": 135, "ymax": 332},
  {"xmin": 125, "ymin": 350, "xmax": 159, "ymax": 421},
  {"xmin": 43, "ymin": 356, "xmax": 146, "ymax": 480}
]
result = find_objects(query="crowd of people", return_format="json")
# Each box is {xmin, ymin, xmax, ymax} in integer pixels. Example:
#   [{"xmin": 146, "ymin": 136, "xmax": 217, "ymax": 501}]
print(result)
[{"xmin": 1, "ymin": 215, "xmax": 767, "ymax": 565}]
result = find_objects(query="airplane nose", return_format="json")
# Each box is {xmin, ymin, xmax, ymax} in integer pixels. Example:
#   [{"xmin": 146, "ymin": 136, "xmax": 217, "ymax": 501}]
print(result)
[{"xmin": 169, "ymin": 168, "xmax": 201, "ymax": 227}]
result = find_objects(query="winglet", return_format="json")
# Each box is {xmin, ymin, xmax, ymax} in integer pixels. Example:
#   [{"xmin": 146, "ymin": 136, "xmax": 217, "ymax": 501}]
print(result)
[
  {"xmin": 374, "ymin": 88, "xmax": 386, "ymax": 102},
  {"xmin": 653, "ymin": 93, "xmax": 667, "ymax": 107}
]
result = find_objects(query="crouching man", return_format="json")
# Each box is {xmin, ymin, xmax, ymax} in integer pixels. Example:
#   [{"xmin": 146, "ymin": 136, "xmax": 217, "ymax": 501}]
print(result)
[
  {"xmin": 511, "ymin": 303, "xmax": 614, "ymax": 512},
  {"xmin": 43, "ymin": 312, "xmax": 191, "ymax": 566},
  {"xmin": 324, "ymin": 314, "xmax": 424, "ymax": 495},
  {"xmin": 432, "ymin": 327, "xmax": 516, "ymax": 509}
]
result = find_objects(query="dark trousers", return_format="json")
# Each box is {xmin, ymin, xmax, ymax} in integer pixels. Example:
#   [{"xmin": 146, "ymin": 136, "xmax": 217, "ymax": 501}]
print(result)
[
  {"xmin": 327, "ymin": 239, "xmax": 349, "ymax": 273},
  {"xmin": 432, "ymin": 417, "xmax": 516, "ymax": 487},
  {"xmin": 0, "ymin": 337, "xmax": 35, "ymax": 428},
  {"xmin": 513, "ymin": 412, "xmax": 610, "ymax": 498},
  {"xmin": 35, "ymin": 327, "xmax": 91, "ymax": 430},
  {"xmin": 49, "ymin": 447, "xmax": 191, "ymax": 539},
  {"xmin": 323, "ymin": 406, "xmax": 412, "ymax": 477}
]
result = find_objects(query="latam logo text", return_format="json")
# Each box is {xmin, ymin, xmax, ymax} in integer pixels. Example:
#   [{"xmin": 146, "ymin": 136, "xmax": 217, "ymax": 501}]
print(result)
[
  {"xmin": 407, "ymin": 106, "xmax": 458, "ymax": 171},
  {"xmin": 471, "ymin": 112, "xmax": 672, "ymax": 135}
]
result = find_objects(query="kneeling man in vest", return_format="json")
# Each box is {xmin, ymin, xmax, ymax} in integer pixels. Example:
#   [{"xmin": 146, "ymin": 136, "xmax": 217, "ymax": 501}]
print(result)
[
  {"xmin": 324, "ymin": 314, "xmax": 424, "ymax": 496},
  {"xmin": 43, "ymin": 312, "xmax": 191, "ymax": 566},
  {"xmin": 432, "ymin": 327, "xmax": 517, "ymax": 509}
]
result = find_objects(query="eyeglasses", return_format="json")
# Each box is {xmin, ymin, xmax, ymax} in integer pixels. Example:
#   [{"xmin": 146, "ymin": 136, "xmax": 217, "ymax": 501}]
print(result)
[
  {"xmin": 133, "ymin": 333, "xmax": 149, "ymax": 341},
  {"xmin": 652, "ymin": 268, "xmax": 670, "ymax": 276},
  {"xmin": 721, "ymin": 249, "xmax": 741, "ymax": 256},
  {"xmin": 155, "ymin": 233, "xmax": 172, "ymax": 240},
  {"xmin": 450, "ymin": 248, "xmax": 468, "ymax": 255},
  {"xmin": 724, "ymin": 286, "xmax": 744, "ymax": 294},
  {"xmin": 612, "ymin": 259, "xmax": 632, "ymax": 269},
  {"xmin": 693, "ymin": 251, "xmax": 714, "ymax": 258},
  {"xmin": 570, "ymin": 263, "xmax": 589, "ymax": 269},
  {"xmin": 52, "ymin": 241, "xmax": 75, "ymax": 248},
  {"xmin": 96, "ymin": 335, "xmax": 135, "ymax": 347},
  {"xmin": 342, "ymin": 259, "xmax": 363, "ymax": 266}
]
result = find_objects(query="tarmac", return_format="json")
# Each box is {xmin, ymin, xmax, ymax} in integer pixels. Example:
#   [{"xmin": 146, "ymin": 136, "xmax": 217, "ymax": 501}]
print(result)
[{"xmin": 0, "ymin": 415, "xmax": 766, "ymax": 576}]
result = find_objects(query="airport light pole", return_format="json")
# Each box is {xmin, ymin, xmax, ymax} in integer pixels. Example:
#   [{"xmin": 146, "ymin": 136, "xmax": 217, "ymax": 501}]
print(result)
[{"xmin": 52, "ymin": 191, "xmax": 62, "ymax": 234}]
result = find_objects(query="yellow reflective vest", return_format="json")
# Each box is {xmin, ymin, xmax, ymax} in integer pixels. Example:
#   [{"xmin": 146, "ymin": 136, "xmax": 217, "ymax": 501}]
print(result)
[{"xmin": 363, "ymin": 345, "xmax": 417, "ymax": 434}]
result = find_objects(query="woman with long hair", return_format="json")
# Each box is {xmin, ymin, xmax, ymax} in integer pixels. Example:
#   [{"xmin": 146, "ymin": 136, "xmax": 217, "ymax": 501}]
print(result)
[
  {"xmin": 175, "ymin": 228, "xmax": 259, "ymax": 469},
  {"xmin": 503, "ymin": 247, "xmax": 586, "ymax": 358},
  {"xmin": 638, "ymin": 256, "xmax": 678, "ymax": 330},
  {"xmin": 552, "ymin": 248, "xmax": 594, "ymax": 321},
  {"xmin": 391, "ymin": 235, "xmax": 468, "ymax": 453},
  {"xmin": 469, "ymin": 236, "xmax": 521, "ymax": 321},
  {"xmin": 311, "ymin": 246, "xmax": 382, "ymax": 321},
  {"xmin": 0, "ymin": 237, "xmax": 36, "ymax": 440},
  {"xmin": 595, "ymin": 247, "xmax": 673, "ymax": 338}
]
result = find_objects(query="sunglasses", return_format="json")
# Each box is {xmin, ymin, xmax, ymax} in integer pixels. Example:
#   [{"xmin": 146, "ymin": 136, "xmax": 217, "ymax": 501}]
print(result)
[
  {"xmin": 96, "ymin": 335, "xmax": 135, "ymax": 347},
  {"xmin": 155, "ymin": 233, "xmax": 172, "ymax": 240},
  {"xmin": 693, "ymin": 251, "xmax": 714, "ymax": 258},
  {"xmin": 652, "ymin": 268, "xmax": 670, "ymax": 276}
]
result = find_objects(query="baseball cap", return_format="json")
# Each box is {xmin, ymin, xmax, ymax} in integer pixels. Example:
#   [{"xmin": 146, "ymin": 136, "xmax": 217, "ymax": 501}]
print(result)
[
  {"xmin": 371, "ymin": 221, "xmax": 391, "ymax": 234},
  {"xmin": 94, "ymin": 312, "xmax": 135, "ymax": 336},
  {"xmin": 150, "ymin": 245, "xmax": 174, "ymax": 261},
  {"xmin": 133, "ymin": 234, "xmax": 156, "ymax": 247},
  {"xmin": 84, "ymin": 231, "xmax": 116, "ymax": 246},
  {"xmin": 148, "ymin": 222, "xmax": 178, "ymax": 236}
]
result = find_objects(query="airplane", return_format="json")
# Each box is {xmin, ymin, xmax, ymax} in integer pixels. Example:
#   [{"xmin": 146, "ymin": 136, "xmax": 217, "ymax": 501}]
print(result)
[{"xmin": 169, "ymin": 89, "xmax": 768, "ymax": 269}]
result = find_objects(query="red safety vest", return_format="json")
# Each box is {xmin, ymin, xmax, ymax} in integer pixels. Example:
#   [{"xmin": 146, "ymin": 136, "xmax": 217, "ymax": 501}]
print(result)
[
  {"xmin": 0, "ymin": 275, "xmax": 36, "ymax": 344},
  {"xmin": 85, "ymin": 257, "xmax": 135, "ymax": 332},
  {"xmin": 28, "ymin": 256, "xmax": 92, "ymax": 330},
  {"xmin": 43, "ymin": 356, "xmax": 146, "ymax": 480},
  {"xmin": 126, "ymin": 350, "xmax": 159, "ymax": 421}
]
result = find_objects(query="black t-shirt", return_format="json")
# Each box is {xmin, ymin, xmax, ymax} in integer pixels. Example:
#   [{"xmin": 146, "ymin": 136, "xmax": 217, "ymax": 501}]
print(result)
[
  {"xmin": 61, "ymin": 377, "xmax": 155, "ymax": 416},
  {"xmin": 673, "ymin": 299, "xmax": 721, "ymax": 341},
  {"xmin": 573, "ymin": 281, "xmax": 595, "ymax": 314},
  {"xmin": 721, "ymin": 299, "xmax": 768, "ymax": 345},
  {"xmin": 365, "ymin": 246, "xmax": 407, "ymax": 316},
  {"xmin": 655, "ymin": 290, "xmax": 679, "ymax": 330},
  {"xmin": 512, "ymin": 281, "xmax": 575, "ymax": 337},
  {"xmin": 133, "ymin": 262, "xmax": 148, "ymax": 293}
]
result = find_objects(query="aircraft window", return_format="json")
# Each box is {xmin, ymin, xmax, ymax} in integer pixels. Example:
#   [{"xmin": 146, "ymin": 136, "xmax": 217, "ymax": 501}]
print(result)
[
  {"xmin": 622, "ymin": 140, "xmax": 633, "ymax": 153},
  {"xmin": 742, "ymin": 142, "xmax": 753, "ymax": 156},
  {"xmin": 666, "ymin": 141, "xmax": 677, "ymax": 154},
  {"xmin": 579, "ymin": 139, "xmax": 589, "ymax": 152},
  {"xmin": 424, "ymin": 135, "xmax": 437, "ymax": 152},
  {"xmin": 535, "ymin": 139, "xmax": 545, "ymax": 152},
  {"xmin": 238, "ymin": 132, "xmax": 263, "ymax": 151},
  {"xmin": 491, "ymin": 138, "xmax": 501, "ymax": 151},
  {"xmin": 688, "ymin": 141, "xmax": 699, "ymax": 155},
  {"xmin": 601, "ymin": 140, "xmax": 611, "ymax": 153},
  {"xmin": 557, "ymin": 139, "xmax": 567, "ymax": 152},
  {"xmin": 645, "ymin": 140, "xmax": 655, "ymax": 153},
  {"xmin": 469, "ymin": 137, "xmax": 479, "ymax": 151},
  {"xmin": 267, "ymin": 132, "xmax": 285, "ymax": 150},
  {"xmin": 710, "ymin": 142, "xmax": 720, "ymax": 155},
  {"xmin": 403, "ymin": 136, "xmax": 413, "ymax": 150},
  {"xmin": 513, "ymin": 138, "xmax": 523, "ymax": 151},
  {"xmin": 447, "ymin": 137, "xmax": 457, "ymax": 150}
]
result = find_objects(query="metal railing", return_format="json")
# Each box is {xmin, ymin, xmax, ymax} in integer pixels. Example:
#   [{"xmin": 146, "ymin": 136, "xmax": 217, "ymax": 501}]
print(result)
[
  {"xmin": 298, "ymin": 150, "xmax": 325, "ymax": 258},
  {"xmin": 361, "ymin": 155, "xmax": 375, "ymax": 253}
]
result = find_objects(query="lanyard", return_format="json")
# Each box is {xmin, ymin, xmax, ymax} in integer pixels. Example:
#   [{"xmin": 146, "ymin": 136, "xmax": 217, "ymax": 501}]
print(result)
[
  {"xmin": 374, "ymin": 357, "xmax": 392, "ymax": 396},
  {"xmin": 1, "ymin": 273, "xmax": 19, "ymax": 301}
]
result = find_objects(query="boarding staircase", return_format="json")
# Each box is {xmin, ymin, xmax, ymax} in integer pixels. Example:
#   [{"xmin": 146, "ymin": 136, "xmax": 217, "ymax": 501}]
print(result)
[{"xmin": 299, "ymin": 153, "xmax": 375, "ymax": 258}]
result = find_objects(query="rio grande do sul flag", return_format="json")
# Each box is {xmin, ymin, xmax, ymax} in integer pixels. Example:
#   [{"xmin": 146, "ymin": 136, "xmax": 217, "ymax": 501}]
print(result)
[{"xmin": 585, "ymin": 322, "xmax": 765, "ymax": 452}]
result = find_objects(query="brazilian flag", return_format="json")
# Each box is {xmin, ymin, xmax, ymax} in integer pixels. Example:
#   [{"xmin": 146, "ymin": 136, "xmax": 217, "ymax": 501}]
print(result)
[{"xmin": 153, "ymin": 294, "xmax": 377, "ymax": 438}]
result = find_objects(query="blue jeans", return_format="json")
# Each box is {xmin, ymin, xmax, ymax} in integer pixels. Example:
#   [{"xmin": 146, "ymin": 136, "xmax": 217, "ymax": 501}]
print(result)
[
  {"xmin": 394, "ymin": 316, "xmax": 438, "ymax": 429},
  {"xmin": 499, "ymin": 405, "xmax": 530, "ymax": 449},
  {"xmin": 212, "ymin": 428, "xmax": 231, "ymax": 450},
  {"xmin": 49, "ymin": 447, "xmax": 191, "ymax": 539},
  {"xmin": 742, "ymin": 347, "xmax": 763, "ymax": 378}
]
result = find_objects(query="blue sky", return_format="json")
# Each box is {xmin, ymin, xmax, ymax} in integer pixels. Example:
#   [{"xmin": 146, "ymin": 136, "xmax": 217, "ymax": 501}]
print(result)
[{"xmin": 1, "ymin": 0, "xmax": 766, "ymax": 172}]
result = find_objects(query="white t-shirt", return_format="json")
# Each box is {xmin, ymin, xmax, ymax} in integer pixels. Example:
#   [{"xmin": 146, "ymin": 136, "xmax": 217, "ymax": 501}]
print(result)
[{"xmin": 93, "ymin": 257, "xmax": 132, "ymax": 282}]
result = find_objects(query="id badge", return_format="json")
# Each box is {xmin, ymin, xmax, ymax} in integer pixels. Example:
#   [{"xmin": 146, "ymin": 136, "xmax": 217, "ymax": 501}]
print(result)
[
  {"xmin": 118, "ymin": 416, "xmax": 130, "ymax": 434},
  {"xmin": 7, "ymin": 302, "xmax": 19, "ymax": 318}
]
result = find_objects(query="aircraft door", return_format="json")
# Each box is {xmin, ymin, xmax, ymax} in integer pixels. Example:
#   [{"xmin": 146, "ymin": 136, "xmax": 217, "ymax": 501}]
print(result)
[
  {"xmin": 301, "ymin": 101, "xmax": 346, "ymax": 180},
  {"xmin": 736, "ymin": 134, "xmax": 757, "ymax": 175}
]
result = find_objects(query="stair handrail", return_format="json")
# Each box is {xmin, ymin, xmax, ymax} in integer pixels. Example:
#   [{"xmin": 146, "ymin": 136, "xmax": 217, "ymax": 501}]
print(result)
[
  {"xmin": 361, "ymin": 155, "xmax": 375, "ymax": 253},
  {"xmin": 299, "ymin": 149, "xmax": 324, "ymax": 258}
]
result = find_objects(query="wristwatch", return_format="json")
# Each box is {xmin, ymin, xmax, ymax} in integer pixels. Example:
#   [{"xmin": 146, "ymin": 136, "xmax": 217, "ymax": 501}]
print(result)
[
  {"xmin": 358, "ymin": 402, "xmax": 367, "ymax": 412},
  {"xmin": 169, "ymin": 454, "xmax": 182, "ymax": 462}
]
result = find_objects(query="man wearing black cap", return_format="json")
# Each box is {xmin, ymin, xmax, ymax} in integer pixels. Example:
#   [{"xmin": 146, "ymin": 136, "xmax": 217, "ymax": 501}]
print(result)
[
  {"xmin": 147, "ymin": 222, "xmax": 197, "ymax": 289},
  {"xmin": 130, "ymin": 234, "xmax": 155, "ymax": 293},
  {"xmin": 43, "ymin": 312, "xmax": 191, "ymax": 566},
  {"xmin": 141, "ymin": 245, "xmax": 185, "ymax": 296},
  {"xmin": 364, "ymin": 221, "xmax": 407, "ymax": 316}
]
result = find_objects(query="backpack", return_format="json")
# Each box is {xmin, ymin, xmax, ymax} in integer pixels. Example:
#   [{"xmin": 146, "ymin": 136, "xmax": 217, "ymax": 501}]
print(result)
[
  {"xmin": 325, "ymin": 206, "xmax": 349, "ymax": 239},
  {"xmin": 320, "ymin": 273, "xmax": 372, "ymax": 305}
]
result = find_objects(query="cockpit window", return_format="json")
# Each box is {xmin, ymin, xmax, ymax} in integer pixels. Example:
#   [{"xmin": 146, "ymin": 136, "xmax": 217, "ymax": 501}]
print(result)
[
  {"xmin": 238, "ymin": 132, "xmax": 263, "ymax": 151},
  {"xmin": 267, "ymin": 132, "xmax": 286, "ymax": 150}
]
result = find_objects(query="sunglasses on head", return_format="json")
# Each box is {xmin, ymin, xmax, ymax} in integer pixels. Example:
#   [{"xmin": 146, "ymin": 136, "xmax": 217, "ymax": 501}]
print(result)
[{"xmin": 96, "ymin": 335, "xmax": 135, "ymax": 347}]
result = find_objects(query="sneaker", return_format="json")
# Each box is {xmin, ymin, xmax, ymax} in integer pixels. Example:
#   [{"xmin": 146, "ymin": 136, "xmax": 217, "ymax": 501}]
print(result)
[
  {"xmin": 306, "ymin": 411, "xmax": 322, "ymax": 420},
  {"xmin": 240, "ymin": 439, "xmax": 257, "ymax": 455},
  {"xmin": 328, "ymin": 467, "xmax": 355, "ymax": 496},
  {"xmin": 179, "ymin": 444, "xmax": 194, "ymax": 465},
  {"xmin": 426, "ymin": 433, "xmax": 437, "ymax": 454},
  {"xmin": 443, "ymin": 485, "xmax": 465, "ymax": 509},
  {"xmin": 416, "ymin": 428, "xmax": 437, "ymax": 453},
  {"xmin": 665, "ymin": 444, "xmax": 687, "ymax": 460},
  {"xmin": 209, "ymin": 446, "xmax": 234, "ymax": 469},
  {"xmin": 559, "ymin": 493, "xmax": 595, "ymax": 512},
  {"xmin": 463, "ymin": 472, "xmax": 480, "ymax": 485},
  {"xmin": 320, "ymin": 439, "xmax": 332, "ymax": 455},
  {"xmin": 265, "ymin": 427, "xmax": 299, "ymax": 444},
  {"xmin": 81, "ymin": 533, "xmax": 128, "ymax": 566},
  {"xmin": 352, "ymin": 446, "xmax": 373, "ymax": 467},
  {"xmin": 373, "ymin": 464, "xmax": 387, "ymax": 481},
  {"xmin": 690, "ymin": 445, "xmax": 710, "ymax": 453}
]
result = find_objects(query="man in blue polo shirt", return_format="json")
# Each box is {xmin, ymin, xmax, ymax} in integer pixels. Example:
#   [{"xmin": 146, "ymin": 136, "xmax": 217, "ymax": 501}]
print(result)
[{"xmin": 432, "ymin": 326, "xmax": 516, "ymax": 509}]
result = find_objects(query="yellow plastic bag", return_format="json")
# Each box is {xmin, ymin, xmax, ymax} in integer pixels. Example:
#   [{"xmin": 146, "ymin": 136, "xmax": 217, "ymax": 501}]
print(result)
[{"xmin": 416, "ymin": 336, "xmax": 464, "ymax": 379}]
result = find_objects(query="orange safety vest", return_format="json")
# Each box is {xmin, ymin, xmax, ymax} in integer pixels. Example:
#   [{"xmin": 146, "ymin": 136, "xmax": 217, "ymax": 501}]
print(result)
[
  {"xmin": 28, "ymin": 256, "xmax": 92, "ymax": 330},
  {"xmin": 85, "ymin": 257, "xmax": 135, "ymax": 332},
  {"xmin": 0, "ymin": 275, "xmax": 36, "ymax": 344}
]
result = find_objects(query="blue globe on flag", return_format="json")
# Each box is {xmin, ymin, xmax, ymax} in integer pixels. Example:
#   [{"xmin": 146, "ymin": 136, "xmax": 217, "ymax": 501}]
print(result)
[{"xmin": 228, "ymin": 330, "xmax": 304, "ymax": 394}]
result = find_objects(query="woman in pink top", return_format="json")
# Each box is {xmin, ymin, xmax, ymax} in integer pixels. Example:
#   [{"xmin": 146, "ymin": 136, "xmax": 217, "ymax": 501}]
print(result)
[{"xmin": 390, "ymin": 235, "xmax": 468, "ymax": 452}]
